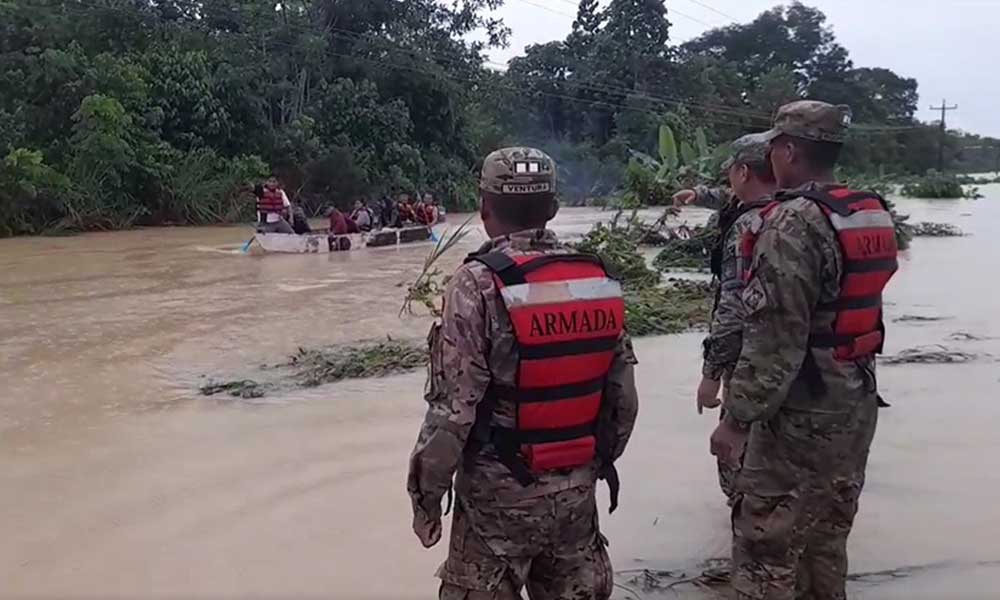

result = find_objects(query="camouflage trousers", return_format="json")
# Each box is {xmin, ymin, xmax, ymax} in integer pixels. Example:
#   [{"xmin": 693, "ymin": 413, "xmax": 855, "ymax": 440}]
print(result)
[
  {"xmin": 717, "ymin": 408, "xmax": 743, "ymax": 504},
  {"xmin": 437, "ymin": 485, "xmax": 613, "ymax": 600},
  {"xmin": 731, "ymin": 480, "xmax": 863, "ymax": 600}
]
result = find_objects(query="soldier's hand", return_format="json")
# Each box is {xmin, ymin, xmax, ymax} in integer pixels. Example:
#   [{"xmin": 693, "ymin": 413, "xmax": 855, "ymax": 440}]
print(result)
[
  {"xmin": 710, "ymin": 419, "xmax": 748, "ymax": 467},
  {"xmin": 696, "ymin": 377, "xmax": 723, "ymax": 414},
  {"xmin": 672, "ymin": 189, "xmax": 697, "ymax": 207},
  {"xmin": 412, "ymin": 508, "xmax": 442, "ymax": 548}
]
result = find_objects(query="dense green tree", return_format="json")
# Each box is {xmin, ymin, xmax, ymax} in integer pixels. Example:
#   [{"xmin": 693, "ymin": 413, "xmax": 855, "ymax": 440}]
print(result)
[{"xmin": 1, "ymin": 0, "xmax": 996, "ymax": 236}]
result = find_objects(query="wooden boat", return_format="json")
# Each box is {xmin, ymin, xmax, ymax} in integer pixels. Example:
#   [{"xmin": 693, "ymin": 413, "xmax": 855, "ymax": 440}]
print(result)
[{"xmin": 253, "ymin": 225, "xmax": 435, "ymax": 254}]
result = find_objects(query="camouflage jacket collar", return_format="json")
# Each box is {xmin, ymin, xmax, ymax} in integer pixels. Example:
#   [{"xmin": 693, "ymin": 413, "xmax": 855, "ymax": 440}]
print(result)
[
  {"xmin": 474, "ymin": 229, "xmax": 562, "ymax": 254},
  {"xmin": 786, "ymin": 181, "xmax": 848, "ymax": 195}
]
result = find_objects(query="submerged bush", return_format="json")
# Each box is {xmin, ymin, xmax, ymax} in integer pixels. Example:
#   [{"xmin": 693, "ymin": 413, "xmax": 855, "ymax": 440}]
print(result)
[{"xmin": 900, "ymin": 172, "xmax": 969, "ymax": 199}]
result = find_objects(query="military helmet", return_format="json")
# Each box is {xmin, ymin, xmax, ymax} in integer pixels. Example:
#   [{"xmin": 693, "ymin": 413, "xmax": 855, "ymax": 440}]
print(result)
[{"xmin": 479, "ymin": 147, "xmax": 556, "ymax": 196}]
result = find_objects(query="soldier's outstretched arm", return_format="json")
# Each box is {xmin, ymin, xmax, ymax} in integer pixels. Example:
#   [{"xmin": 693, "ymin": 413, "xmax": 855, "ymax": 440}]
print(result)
[
  {"xmin": 601, "ymin": 333, "xmax": 639, "ymax": 461},
  {"xmin": 725, "ymin": 206, "xmax": 825, "ymax": 424},
  {"xmin": 406, "ymin": 268, "xmax": 491, "ymax": 542},
  {"xmin": 693, "ymin": 186, "xmax": 734, "ymax": 210}
]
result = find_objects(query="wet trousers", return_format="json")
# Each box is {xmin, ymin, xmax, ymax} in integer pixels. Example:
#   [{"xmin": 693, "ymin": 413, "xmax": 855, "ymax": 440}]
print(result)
[{"xmin": 437, "ymin": 486, "xmax": 612, "ymax": 600}]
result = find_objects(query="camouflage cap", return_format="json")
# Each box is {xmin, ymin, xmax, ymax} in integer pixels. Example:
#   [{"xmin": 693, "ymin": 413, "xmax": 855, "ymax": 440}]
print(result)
[
  {"xmin": 720, "ymin": 132, "xmax": 771, "ymax": 172},
  {"xmin": 762, "ymin": 100, "xmax": 853, "ymax": 144},
  {"xmin": 479, "ymin": 147, "xmax": 556, "ymax": 196}
]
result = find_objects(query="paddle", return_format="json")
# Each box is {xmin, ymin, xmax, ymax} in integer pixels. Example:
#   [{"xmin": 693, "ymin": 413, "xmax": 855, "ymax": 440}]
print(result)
[{"xmin": 241, "ymin": 235, "xmax": 254, "ymax": 252}]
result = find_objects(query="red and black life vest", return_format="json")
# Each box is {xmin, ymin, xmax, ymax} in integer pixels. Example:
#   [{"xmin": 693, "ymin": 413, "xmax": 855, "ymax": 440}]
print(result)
[
  {"xmin": 257, "ymin": 187, "xmax": 285, "ymax": 214},
  {"xmin": 465, "ymin": 251, "xmax": 625, "ymax": 499},
  {"xmin": 742, "ymin": 187, "xmax": 898, "ymax": 361}
]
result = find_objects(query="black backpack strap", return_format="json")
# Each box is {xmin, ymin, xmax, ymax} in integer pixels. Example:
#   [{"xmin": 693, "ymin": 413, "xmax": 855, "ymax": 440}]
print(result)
[{"xmin": 464, "ymin": 251, "xmax": 526, "ymax": 286}]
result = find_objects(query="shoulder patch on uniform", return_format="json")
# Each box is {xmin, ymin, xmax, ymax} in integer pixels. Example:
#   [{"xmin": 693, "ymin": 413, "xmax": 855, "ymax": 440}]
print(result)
[{"xmin": 741, "ymin": 277, "xmax": 768, "ymax": 316}]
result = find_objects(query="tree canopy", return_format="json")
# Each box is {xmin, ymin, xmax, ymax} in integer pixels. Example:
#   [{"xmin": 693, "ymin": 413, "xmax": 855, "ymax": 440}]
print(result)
[{"xmin": 0, "ymin": 0, "xmax": 995, "ymax": 236}]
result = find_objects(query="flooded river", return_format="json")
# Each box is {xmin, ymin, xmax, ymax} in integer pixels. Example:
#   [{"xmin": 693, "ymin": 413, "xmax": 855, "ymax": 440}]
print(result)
[{"xmin": 2, "ymin": 191, "xmax": 999, "ymax": 598}]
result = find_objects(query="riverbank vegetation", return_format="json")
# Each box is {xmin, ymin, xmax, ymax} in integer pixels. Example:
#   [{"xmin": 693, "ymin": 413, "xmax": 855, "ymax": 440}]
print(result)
[
  {"xmin": 900, "ymin": 172, "xmax": 977, "ymax": 199},
  {"xmin": 3, "ymin": 0, "xmax": 998, "ymax": 237}
]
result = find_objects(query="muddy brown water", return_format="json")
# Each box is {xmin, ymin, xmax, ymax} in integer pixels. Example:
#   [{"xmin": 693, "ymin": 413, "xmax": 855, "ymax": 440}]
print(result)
[{"xmin": 2, "ymin": 191, "xmax": 999, "ymax": 598}]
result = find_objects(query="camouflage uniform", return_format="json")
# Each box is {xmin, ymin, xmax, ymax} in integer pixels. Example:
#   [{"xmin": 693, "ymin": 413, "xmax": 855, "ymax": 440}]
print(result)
[
  {"xmin": 699, "ymin": 135, "xmax": 775, "ymax": 500},
  {"xmin": 725, "ymin": 102, "xmax": 880, "ymax": 600},
  {"xmin": 407, "ymin": 148, "xmax": 640, "ymax": 600}
]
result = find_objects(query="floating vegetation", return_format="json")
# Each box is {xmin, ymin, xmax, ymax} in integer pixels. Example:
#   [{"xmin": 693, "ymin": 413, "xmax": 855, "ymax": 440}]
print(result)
[
  {"xmin": 200, "ymin": 339, "xmax": 428, "ymax": 398},
  {"xmin": 573, "ymin": 209, "xmax": 664, "ymax": 290},
  {"xmin": 911, "ymin": 222, "xmax": 965, "ymax": 237},
  {"xmin": 624, "ymin": 280, "xmax": 713, "ymax": 337},
  {"xmin": 615, "ymin": 559, "xmax": 986, "ymax": 598},
  {"xmin": 893, "ymin": 314, "xmax": 951, "ymax": 323},
  {"xmin": 651, "ymin": 225, "xmax": 714, "ymax": 271},
  {"xmin": 199, "ymin": 379, "xmax": 265, "ymax": 399},
  {"xmin": 287, "ymin": 340, "xmax": 428, "ymax": 387},
  {"xmin": 947, "ymin": 331, "xmax": 991, "ymax": 341},
  {"xmin": 881, "ymin": 345, "xmax": 980, "ymax": 365},
  {"xmin": 900, "ymin": 172, "xmax": 979, "ymax": 199}
]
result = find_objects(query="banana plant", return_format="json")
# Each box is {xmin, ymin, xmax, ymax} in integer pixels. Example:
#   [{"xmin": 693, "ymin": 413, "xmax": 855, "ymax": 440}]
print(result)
[{"xmin": 625, "ymin": 120, "xmax": 719, "ymax": 205}]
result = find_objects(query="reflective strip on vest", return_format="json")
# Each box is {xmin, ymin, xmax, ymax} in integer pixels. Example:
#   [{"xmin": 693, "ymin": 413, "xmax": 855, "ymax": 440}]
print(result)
[
  {"xmin": 500, "ymin": 277, "xmax": 623, "ymax": 308},
  {"xmin": 828, "ymin": 210, "xmax": 894, "ymax": 231}
]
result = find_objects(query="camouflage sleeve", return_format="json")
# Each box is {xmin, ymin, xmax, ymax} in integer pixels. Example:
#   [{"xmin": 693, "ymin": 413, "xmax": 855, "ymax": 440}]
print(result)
[
  {"xmin": 693, "ymin": 186, "xmax": 733, "ymax": 210},
  {"xmin": 702, "ymin": 230, "xmax": 745, "ymax": 380},
  {"xmin": 600, "ymin": 333, "xmax": 639, "ymax": 461},
  {"xmin": 725, "ymin": 206, "xmax": 825, "ymax": 423},
  {"xmin": 406, "ymin": 267, "xmax": 491, "ymax": 521}
]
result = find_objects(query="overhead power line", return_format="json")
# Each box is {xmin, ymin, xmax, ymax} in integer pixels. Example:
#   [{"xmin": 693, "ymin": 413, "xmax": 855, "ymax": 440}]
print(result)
[
  {"xmin": 930, "ymin": 99, "xmax": 959, "ymax": 171},
  {"xmin": 680, "ymin": 0, "xmax": 740, "ymax": 23},
  {"xmin": 511, "ymin": 0, "xmax": 576, "ymax": 19},
  {"xmin": 550, "ymin": 0, "xmax": 716, "ymax": 28}
]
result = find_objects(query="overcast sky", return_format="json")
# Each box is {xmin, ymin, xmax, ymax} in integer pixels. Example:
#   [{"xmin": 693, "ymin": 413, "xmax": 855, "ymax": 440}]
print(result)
[{"xmin": 477, "ymin": 0, "xmax": 999, "ymax": 138}]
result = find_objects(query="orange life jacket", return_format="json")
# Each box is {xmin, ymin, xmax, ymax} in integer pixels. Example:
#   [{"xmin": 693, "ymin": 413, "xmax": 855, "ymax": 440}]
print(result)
[
  {"xmin": 465, "ymin": 251, "xmax": 625, "ymax": 501},
  {"xmin": 742, "ymin": 187, "xmax": 898, "ymax": 361},
  {"xmin": 256, "ymin": 187, "xmax": 285, "ymax": 214}
]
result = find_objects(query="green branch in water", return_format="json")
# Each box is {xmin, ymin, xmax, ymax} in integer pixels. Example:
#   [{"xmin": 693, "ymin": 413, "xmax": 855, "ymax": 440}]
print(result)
[
  {"xmin": 625, "ymin": 280, "xmax": 713, "ymax": 337},
  {"xmin": 200, "ymin": 339, "xmax": 428, "ymax": 398},
  {"xmin": 288, "ymin": 340, "xmax": 429, "ymax": 387},
  {"xmin": 400, "ymin": 216, "xmax": 475, "ymax": 317}
]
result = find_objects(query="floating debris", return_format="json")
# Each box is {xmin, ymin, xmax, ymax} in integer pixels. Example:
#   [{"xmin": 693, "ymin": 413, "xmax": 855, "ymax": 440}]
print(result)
[
  {"xmin": 652, "ymin": 225, "xmax": 715, "ymax": 271},
  {"xmin": 199, "ymin": 379, "xmax": 265, "ymax": 399},
  {"xmin": 200, "ymin": 339, "xmax": 428, "ymax": 398},
  {"xmin": 911, "ymin": 222, "xmax": 965, "ymax": 237},
  {"xmin": 882, "ymin": 345, "xmax": 979, "ymax": 365},
  {"xmin": 948, "ymin": 331, "xmax": 991, "ymax": 341},
  {"xmin": 624, "ymin": 280, "xmax": 713, "ymax": 337},
  {"xmin": 617, "ymin": 557, "xmax": 731, "ymax": 597},
  {"xmin": 893, "ymin": 314, "xmax": 951, "ymax": 323},
  {"xmin": 286, "ymin": 340, "xmax": 428, "ymax": 387}
]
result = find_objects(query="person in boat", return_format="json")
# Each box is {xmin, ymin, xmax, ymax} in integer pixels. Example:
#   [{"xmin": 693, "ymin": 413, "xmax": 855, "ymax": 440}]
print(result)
[
  {"xmin": 432, "ymin": 195, "xmax": 446, "ymax": 223},
  {"xmin": 407, "ymin": 146, "xmax": 639, "ymax": 600},
  {"xmin": 350, "ymin": 198, "xmax": 373, "ymax": 232},
  {"xmin": 397, "ymin": 193, "xmax": 419, "ymax": 225},
  {"xmin": 417, "ymin": 192, "xmax": 439, "ymax": 226},
  {"xmin": 327, "ymin": 206, "xmax": 359, "ymax": 236},
  {"xmin": 378, "ymin": 195, "xmax": 398, "ymax": 229},
  {"xmin": 254, "ymin": 176, "xmax": 294, "ymax": 234},
  {"xmin": 290, "ymin": 202, "xmax": 312, "ymax": 235}
]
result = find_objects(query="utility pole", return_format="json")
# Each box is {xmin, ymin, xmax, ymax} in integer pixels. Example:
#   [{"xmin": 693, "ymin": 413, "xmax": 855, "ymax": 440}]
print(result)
[{"xmin": 929, "ymin": 99, "xmax": 958, "ymax": 172}]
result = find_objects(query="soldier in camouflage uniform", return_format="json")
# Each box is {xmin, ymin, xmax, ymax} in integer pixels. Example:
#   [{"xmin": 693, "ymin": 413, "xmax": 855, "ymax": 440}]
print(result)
[
  {"xmin": 674, "ymin": 134, "xmax": 777, "ymax": 502},
  {"xmin": 407, "ymin": 147, "xmax": 640, "ymax": 600},
  {"xmin": 710, "ymin": 101, "xmax": 885, "ymax": 599}
]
